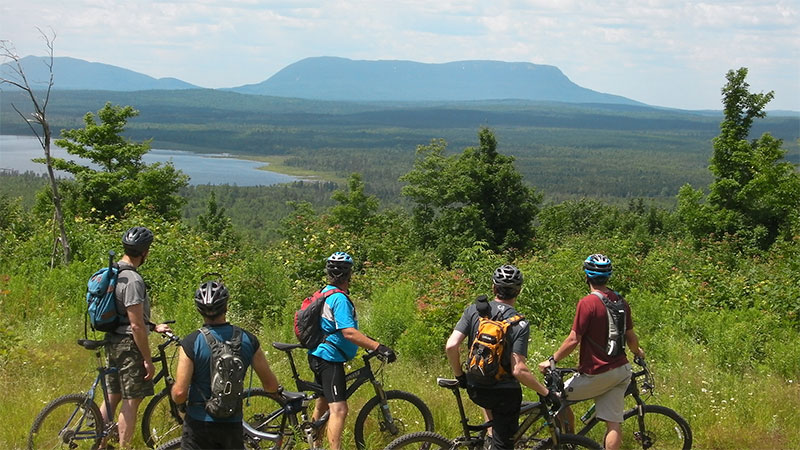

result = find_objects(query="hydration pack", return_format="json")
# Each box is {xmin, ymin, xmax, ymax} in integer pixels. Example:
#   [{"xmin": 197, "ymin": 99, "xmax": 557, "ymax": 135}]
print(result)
[
  {"xmin": 466, "ymin": 295, "xmax": 525, "ymax": 386},
  {"xmin": 587, "ymin": 291, "xmax": 627, "ymax": 357},
  {"xmin": 294, "ymin": 288, "xmax": 351, "ymax": 355},
  {"xmin": 85, "ymin": 251, "xmax": 132, "ymax": 334},
  {"xmin": 200, "ymin": 326, "xmax": 246, "ymax": 419}
]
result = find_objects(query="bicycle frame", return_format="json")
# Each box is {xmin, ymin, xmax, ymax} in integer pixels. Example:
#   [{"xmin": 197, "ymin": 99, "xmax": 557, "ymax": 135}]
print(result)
[
  {"xmin": 79, "ymin": 339, "xmax": 119, "ymax": 442},
  {"xmin": 273, "ymin": 342, "xmax": 400, "ymax": 434},
  {"xmin": 573, "ymin": 362, "xmax": 651, "ymax": 436}
]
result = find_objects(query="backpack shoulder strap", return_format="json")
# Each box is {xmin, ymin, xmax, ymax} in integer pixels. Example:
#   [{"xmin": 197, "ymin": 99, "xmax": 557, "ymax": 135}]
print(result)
[{"xmin": 503, "ymin": 314, "xmax": 525, "ymax": 326}]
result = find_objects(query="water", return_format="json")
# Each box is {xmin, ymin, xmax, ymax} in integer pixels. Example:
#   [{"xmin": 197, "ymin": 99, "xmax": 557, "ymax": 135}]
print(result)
[{"xmin": 0, "ymin": 135, "xmax": 298, "ymax": 186}]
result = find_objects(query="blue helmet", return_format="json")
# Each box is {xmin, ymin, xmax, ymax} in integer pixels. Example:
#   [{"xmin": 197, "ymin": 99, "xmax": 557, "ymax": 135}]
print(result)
[
  {"xmin": 326, "ymin": 251, "xmax": 354, "ymax": 277},
  {"xmin": 583, "ymin": 254, "xmax": 612, "ymax": 279}
]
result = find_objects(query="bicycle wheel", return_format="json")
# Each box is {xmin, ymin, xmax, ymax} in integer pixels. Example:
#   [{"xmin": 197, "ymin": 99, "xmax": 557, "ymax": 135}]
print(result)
[
  {"xmin": 155, "ymin": 437, "xmax": 182, "ymax": 450},
  {"xmin": 525, "ymin": 433, "xmax": 603, "ymax": 449},
  {"xmin": 353, "ymin": 390, "xmax": 435, "ymax": 450},
  {"xmin": 621, "ymin": 405, "xmax": 692, "ymax": 450},
  {"xmin": 142, "ymin": 389, "xmax": 184, "ymax": 448},
  {"xmin": 242, "ymin": 388, "xmax": 298, "ymax": 450},
  {"xmin": 28, "ymin": 393, "xmax": 103, "ymax": 450},
  {"xmin": 383, "ymin": 431, "xmax": 453, "ymax": 450}
]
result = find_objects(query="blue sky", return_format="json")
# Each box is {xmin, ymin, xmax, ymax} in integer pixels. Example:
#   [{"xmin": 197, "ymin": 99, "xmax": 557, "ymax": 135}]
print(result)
[{"xmin": 2, "ymin": 0, "xmax": 798, "ymax": 110}]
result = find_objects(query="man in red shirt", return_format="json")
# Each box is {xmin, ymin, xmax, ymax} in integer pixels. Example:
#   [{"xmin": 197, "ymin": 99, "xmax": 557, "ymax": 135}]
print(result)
[{"xmin": 539, "ymin": 254, "xmax": 644, "ymax": 450}]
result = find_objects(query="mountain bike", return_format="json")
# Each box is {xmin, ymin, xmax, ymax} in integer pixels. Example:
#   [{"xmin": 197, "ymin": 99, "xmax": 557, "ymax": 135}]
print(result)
[
  {"xmin": 28, "ymin": 338, "xmax": 120, "ymax": 449},
  {"xmin": 384, "ymin": 377, "xmax": 601, "ymax": 449},
  {"xmin": 548, "ymin": 356, "xmax": 693, "ymax": 450},
  {"xmin": 140, "ymin": 329, "xmax": 289, "ymax": 448},
  {"xmin": 255, "ymin": 341, "xmax": 435, "ymax": 449},
  {"xmin": 154, "ymin": 388, "xmax": 323, "ymax": 450}
]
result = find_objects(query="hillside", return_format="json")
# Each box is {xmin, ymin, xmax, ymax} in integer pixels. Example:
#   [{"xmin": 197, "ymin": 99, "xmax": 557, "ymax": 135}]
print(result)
[
  {"xmin": 230, "ymin": 56, "xmax": 644, "ymax": 104},
  {"xmin": 0, "ymin": 56, "xmax": 199, "ymax": 91}
]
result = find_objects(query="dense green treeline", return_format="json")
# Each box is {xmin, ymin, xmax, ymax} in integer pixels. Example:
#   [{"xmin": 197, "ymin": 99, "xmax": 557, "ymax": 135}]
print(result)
[{"xmin": 3, "ymin": 88, "xmax": 797, "ymax": 204}]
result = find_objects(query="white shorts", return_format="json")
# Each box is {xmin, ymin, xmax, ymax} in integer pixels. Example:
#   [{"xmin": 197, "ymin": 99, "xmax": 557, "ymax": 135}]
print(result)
[{"xmin": 563, "ymin": 363, "xmax": 632, "ymax": 423}]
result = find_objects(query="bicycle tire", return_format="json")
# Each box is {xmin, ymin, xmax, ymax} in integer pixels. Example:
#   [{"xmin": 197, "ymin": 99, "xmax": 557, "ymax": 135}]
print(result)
[
  {"xmin": 383, "ymin": 431, "xmax": 453, "ymax": 450},
  {"xmin": 526, "ymin": 433, "xmax": 603, "ymax": 449},
  {"xmin": 353, "ymin": 389, "xmax": 435, "ymax": 450},
  {"xmin": 142, "ymin": 389, "xmax": 184, "ymax": 448},
  {"xmin": 28, "ymin": 393, "xmax": 104, "ymax": 450},
  {"xmin": 242, "ymin": 388, "xmax": 299, "ymax": 450},
  {"xmin": 621, "ymin": 404, "xmax": 692, "ymax": 450},
  {"xmin": 155, "ymin": 437, "xmax": 182, "ymax": 450}
]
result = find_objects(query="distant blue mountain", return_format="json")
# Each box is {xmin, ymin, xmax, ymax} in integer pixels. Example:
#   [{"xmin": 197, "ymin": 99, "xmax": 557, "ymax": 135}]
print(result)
[
  {"xmin": 0, "ymin": 56, "xmax": 199, "ymax": 91},
  {"xmin": 230, "ymin": 56, "xmax": 643, "ymax": 105}
]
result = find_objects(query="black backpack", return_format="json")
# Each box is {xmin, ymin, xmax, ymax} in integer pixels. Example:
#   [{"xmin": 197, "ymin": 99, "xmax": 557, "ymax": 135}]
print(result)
[
  {"xmin": 200, "ymin": 326, "xmax": 246, "ymax": 419},
  {"xmin": 586, "ymin": 291, "xmax": 627, "ymax": 357}
]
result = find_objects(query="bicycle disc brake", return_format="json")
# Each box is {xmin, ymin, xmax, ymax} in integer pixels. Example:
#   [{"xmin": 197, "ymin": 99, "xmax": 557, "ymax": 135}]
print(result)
[{"xmin": 634, "ymin": 430, "xmax": 655, "ymax": 449}]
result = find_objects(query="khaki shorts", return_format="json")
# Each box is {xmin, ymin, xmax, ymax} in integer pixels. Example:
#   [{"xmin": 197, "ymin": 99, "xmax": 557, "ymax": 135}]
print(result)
[
  {"xmin": 563, "ymin": 363, "xmax": 631, "ymax": 423},
  {"xmin": 105, "ymin": 336, "xmax": 154, "ymax": 399}
]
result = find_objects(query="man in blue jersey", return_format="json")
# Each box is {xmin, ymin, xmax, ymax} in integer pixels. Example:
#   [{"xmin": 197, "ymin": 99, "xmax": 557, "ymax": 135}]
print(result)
[
  {"xmin": 172, "ymin": 279, "xmax": 281, "ymax": 450},
  {"xmin": 307, "ymin": 251, "xmax": 397, "ymax": 450}
]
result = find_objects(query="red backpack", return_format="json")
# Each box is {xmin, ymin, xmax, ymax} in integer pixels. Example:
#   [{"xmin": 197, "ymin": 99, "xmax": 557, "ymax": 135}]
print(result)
[{"xmin": 294, "ymin": 288, "xmax": 350, "ymax": 351}]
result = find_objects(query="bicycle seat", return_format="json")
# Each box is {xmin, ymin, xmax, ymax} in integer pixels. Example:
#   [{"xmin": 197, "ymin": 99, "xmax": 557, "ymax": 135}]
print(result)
[
  {"xmin": 437, "ymin": 378, "xmax": 459, "ymax": 389},
  {"xmin": 282, "ymin": 390, "xmax": 306, "ymax": 402},
  {"xmin": 273, "ymin": 342, "xmax": 303, "ymax": 351},
  {"xmin": 77, "ymin": 339, "xmax": 108, "ymax": 350}
]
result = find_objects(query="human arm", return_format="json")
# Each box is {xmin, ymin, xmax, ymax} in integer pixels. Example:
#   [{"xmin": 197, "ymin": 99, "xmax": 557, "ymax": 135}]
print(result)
[
  {"xmin": 512, "ymin": 353, "xmax": 550, "ymax": 396},
  {"xmin": 445, "ymin": 330, "xmax": 467, "ymax": 376},
  {"xmin": 126, "ymin": 302, "xmax": 155, "ymax": 380},
  {"xmin": 538, "ymin": 330, "xmax": 581, "ymax": 373},
  {"xmin": 251, "ymin": 348, "xmax": 281, "ymax": 393},
  {"xmin": 625, "ymin": 329, "xmax": 644, "ymax": 358},
  {"xmin": 171, "ymin": 346, "xmax": 193, "ymax": 404}
]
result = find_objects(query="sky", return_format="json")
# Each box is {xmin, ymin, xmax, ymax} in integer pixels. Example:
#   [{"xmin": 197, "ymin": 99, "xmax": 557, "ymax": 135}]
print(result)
[{"xmin": 1, "ymin": 0, "xmax": 798, "ymax": 111}]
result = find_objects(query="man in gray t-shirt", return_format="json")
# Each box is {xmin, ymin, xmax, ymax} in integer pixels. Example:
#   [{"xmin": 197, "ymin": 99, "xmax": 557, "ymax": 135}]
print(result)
[
  {"xmin": 446, "ymin": 265, "xmax": 557, "ymax": 450},
  {"xmin": 98, "ymin": 226, "xmax": 171, "ymax": 449}
]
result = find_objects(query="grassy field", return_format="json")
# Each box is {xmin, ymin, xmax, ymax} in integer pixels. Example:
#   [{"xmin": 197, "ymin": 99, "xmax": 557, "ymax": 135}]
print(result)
[{"xmin": 3, "ymin": 312, "xmax": 798, "ymax": 449}]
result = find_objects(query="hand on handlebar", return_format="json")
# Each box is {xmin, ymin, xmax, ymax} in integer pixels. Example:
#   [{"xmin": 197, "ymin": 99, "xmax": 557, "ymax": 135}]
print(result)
[
  {"xmin": 375, "ymin": 344, "xmax": 397, "ymax": 363},
  {"xmin": 541, "ymin": 390, "xmax": 561, "ymax": 412},
  {"xmin": 154, "ymin": 322, "xmax": 173, "ymax": 334}
]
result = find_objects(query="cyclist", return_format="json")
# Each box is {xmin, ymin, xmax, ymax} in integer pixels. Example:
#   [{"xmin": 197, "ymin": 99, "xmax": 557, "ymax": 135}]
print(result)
[
  {"xmin": 99, "ymin": 226, "xmax": 172, "ymax": 449},
  {"xmin": 307, "ymin": 251, "xmax": 397, "ymax": 450},
  {"xmin": 446, "ymin": 264, "xmax": 558, "ymax": 450},
  {"xmin": 538, "ymin": 254, "xmax": 645, "ymax": 450},
  {"xmin": 171, "ymin": 279, "xmax": 281, "ymax": 450}
]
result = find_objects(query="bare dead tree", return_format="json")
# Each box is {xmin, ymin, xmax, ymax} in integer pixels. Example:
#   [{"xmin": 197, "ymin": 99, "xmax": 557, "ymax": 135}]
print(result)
[{"xmin": 1, "ymin": 28, "xmax": 71, "ymax": 264}]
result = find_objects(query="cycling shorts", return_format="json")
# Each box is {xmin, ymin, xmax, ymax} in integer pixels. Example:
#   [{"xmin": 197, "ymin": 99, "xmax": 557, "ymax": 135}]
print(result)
[
  {"xmin": 308, "ymin": 354, "xmax": 347, "ymax": 403},
  {"xmin": 564, "ymin": 363, "xmax": 631, "ymax": 423}
]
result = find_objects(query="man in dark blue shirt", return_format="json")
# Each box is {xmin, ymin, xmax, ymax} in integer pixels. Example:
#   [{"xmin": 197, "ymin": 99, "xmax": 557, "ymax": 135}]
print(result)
[{"xmin": 172, "ymin": 279, "xmax": 281, "ymax": 450}]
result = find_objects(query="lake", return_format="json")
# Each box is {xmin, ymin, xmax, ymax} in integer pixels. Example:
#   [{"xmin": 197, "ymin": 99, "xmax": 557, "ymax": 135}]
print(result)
[{"xmin": 0, "ymin": 135, "xmax": 299, "ymax": 186}]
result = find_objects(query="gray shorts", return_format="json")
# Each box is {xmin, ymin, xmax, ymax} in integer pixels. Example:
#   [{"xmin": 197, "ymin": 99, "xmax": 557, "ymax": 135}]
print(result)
[
  {"xmin": 564, "ymin": 363, "xmax": 631, "ymax": 423},
  {"xmin": 105, "ymin": 336, "xmax": 154, "ymax": 399}
]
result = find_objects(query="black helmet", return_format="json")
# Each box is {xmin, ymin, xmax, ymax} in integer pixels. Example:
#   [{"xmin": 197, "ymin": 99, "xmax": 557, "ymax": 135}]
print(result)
[
  {"xmin": 122, "ymin": 226, "xmax": 154, "ymax": 251},
  {"xmin": 583, "ymin": 254, "xmax": 613, "ymax": 279},
  {"xmin": 493, "ymin": 264, "xmax": 524, "ymax": 287},
  {"xmin": 325, "ymin": 251, "xmax": 354, "ymax": 278},
  {"xmin": 194, "ymin": 280, "xmax": 229, "ymax": 317}
]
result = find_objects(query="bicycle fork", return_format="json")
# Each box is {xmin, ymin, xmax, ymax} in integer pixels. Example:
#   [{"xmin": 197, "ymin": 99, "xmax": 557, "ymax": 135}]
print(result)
[{"xmin": 371, "ymin": 380, "xmax": 400, "ymax": 435}]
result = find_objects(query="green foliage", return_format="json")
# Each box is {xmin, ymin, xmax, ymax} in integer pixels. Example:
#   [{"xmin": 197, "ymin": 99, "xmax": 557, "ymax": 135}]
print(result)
[
  {"xmin": 401, "ymin": 128, "xmax": 542, "ymax": 264},
  {"xmin": 330, "ymin": 173, "xmax": 379, "ymax": 235},
  {"xmin": 195, "ymin": 191, "xmax": 240, "ymax": 248},
  {"xmin": 47, "ymin": 102, "xmax": 189, "ymax": 220},
  {"xmin": 679, "ymin": 68, "xmax": 800, "ymax": 249}
]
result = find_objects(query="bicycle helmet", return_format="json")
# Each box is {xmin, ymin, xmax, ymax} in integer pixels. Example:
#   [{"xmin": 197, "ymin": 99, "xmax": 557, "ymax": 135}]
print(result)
[
  {"xmin": 492, "ymin": 264, "xmax": 524, "ymax": 287},
  {"xmin": 325, "ymin": 251, "xmax": 354, "ymax": 277},
  {"xmin": 122, "ymin": 226, "xmax": 154, "ymax": 251},
  {"xmin": 583, "ymin": 254, "xmax": 613, "ymax": 278},
  {"xmin": 194, "ymin": 280, "xmax": 229, "ymax": 317}
]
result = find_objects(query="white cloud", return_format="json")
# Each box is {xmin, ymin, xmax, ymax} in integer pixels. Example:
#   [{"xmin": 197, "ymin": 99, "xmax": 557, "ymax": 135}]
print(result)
[{"xmin": 1, "ymin": 0, "xmax": 798, "ymax": 109}]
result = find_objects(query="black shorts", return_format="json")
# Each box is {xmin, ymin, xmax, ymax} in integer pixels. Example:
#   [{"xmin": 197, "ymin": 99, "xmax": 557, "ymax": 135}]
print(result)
[
  {"xmin": 467, "ymin": 386, "xmax": 522, "ymax": 450},
  {"xmin": 308, "ymin": 354, "xmax": 347, "ymax": 403},
  {"xmin": 180, "ymin": 416, "xmax": 244, "ymax": 450}
]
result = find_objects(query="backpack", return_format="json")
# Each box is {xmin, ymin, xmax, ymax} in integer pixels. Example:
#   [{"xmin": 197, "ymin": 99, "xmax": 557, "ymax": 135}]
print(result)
[
  {"xmin": 200, "ymin": 326, "xmax": 246, "ymax": 419},
  {"xmin": 586, "ymin": 291, "xmax": 627, "ymax": 357},
  {"xmin": 465, "ymin": 295, "xmax": 525, "ymax": 386},
  {"xmin": 85, "ymin": 251, "xmax": 132, "ymax": 335},
  {"xmin": 294, "ymin": 288, "xmax": 351, "ymax": 356}
]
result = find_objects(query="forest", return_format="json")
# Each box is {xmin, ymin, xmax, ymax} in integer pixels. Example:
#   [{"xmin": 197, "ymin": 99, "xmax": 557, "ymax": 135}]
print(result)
[{"xmin": 0, "ymin": 68, "xmax": 798, "ymax": 449}]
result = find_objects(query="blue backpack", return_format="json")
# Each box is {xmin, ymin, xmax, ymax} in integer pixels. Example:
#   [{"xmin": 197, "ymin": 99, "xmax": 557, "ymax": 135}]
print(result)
[{"xmin": 85, "ymin": 251, "xmax": 131, "ymax": 334}]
